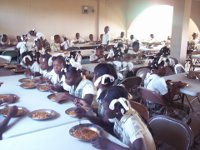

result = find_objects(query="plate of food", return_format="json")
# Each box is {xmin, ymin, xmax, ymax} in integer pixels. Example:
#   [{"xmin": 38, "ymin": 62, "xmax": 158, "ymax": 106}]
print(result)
[
  {"xmin": 29, "ymin": 109, "xmax": 59, "ymax": 121},
  {"xmin": 0, "ymin": 106, "xmax": 28, "ymax": 117},
  {"xmin": 69, "ymin": 123, "xmax": 102, "ymax": 142},
  {"xmin": 18, "ymin": 78, "xmax": 33, "ymax": 83},
  {"xmin": 4, "ymin": 64, "xmax": 17, "ymax": 69},
  {"xmin": 0, "ymin": 94, "xmax": 19, "ymax": 103},
  {"xmin": 65, "ymin": 107, "xmax": 78, "ymax": 117},
  {"xmin": 20, "ymin": 82, "xmax": 36, "ymax": 89},
  {"xmin": 47, "ymin": 93, "xmax": 56, "ymax": 101},
  {"xmin": 11, "ymin": 68, "xmax": 25, "ymax": 74},
  {"xmin": 37, "ymin": 84, "xmax": 50, "ymax": 92},
  {"xmin": 0, "ymin": 63, "xmax": 8, "ymax": 67}
]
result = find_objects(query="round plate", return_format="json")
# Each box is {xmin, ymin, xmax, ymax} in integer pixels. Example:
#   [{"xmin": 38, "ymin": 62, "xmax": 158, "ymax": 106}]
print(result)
[
  {"xmin": 4, "ymin": 64, "xmax": 17, "ymax": 69},
  {"xmin": 0, "ymin": 63, "xmax": 8, "ymax": 67},
  {"xmin": 69, "ymin": 123, "xmax": 102, "ymax": 142},
  {"xmin": 18, "ymin": 78, "xmax": 33, "ymax": 83},
  {"xmin": 20, "ymin": 82, "xmax": 36, "ymax": 89},
  {"xmin": 0, "ymin": 94, "xmax": 19, "ymax": 103},
  {"xmin": 47, "ymin": 94, "xmax": 56, "ymax": 101},
  {"xmin": 29, "ymin": 109, "xmax": 59, "ymax": 121},
  {"xmin": 37, "ymin": 84, "xmax": 50, "ymax": 92},
  {"xmin": 11, "ymin": 68, "xmax": 25, "ymax": 73},
  {"xmin": 65, "ymin": 107, "xmax": 78, "ymax": 117},
  {"xmin": 0, "ymin": 106, "xmax": 28, "ymax": 117}
]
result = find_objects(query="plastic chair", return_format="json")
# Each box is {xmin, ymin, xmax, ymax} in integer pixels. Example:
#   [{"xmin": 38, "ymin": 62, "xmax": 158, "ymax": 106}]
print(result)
[
  {"xmin": 135, "ymin": 67, "xmax": 150, "ymax": 85},
  {"xmin": 149, "ymin": 115, "xmax": 193, "ymax": 150},
  {"xmin": 174, "ymin": 63, "xmax": 185, "ymax": 74},
  {"xmin": 119, "ymin": 76, "xmax": 142, "ymax": 101},
  {"xmin": 129, "ymin": 101, "xmax": 149, "ymax": 121}
]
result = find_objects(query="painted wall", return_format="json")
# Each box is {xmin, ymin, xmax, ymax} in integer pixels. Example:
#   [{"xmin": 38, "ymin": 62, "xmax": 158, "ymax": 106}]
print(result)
[
  {"xmin": 0, "ymin": 0, "xmax": 126, "ymax": 42},
  {"xmin": 0, "ymin": 0, "xmax": 200, "ymax": 42}
]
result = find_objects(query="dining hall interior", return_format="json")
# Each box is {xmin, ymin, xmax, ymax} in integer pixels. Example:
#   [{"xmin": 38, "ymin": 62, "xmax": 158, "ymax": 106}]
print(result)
[{"xmin": 1, "ymin": 0, "xmax": 200, "ymax": 149}]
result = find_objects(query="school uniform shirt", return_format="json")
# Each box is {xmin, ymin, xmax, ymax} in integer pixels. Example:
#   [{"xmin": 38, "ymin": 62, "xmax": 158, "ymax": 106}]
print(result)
[
  {"xmin": 16, "ymin": 41, "xmax": 27, "ymax": 55},
  {"xmin": 39, "ymin": 69, "xmax": 49, "ymax": 78},
  {"xmin": 50, "ymin": 43, "xmax": 61, "ymax": 52},
  {"xmin": 61, "ymin": 76, "xmax": 71, "ymax": 92},
  {"xmin": 113, "ymin": 109, "xmax": 156, "ymax": 150},
  {"xmin": 144, "ymin": 73, "xmax": 168, "ymax": 96},
  {"xmin": 68, "ymin": 78, "xmax": 96, "ymax": 99},
  {"xmin": 61, "ymin": 41, "xmax": 70, "ymax": 50},
  {"xmin": 102, "ymin": 33, "xmax": 110, "ymax": 45},
  {"xmin": 29, "ymin": 61, "xmax": 41, "ymax": 73},
  {"xmin": 46, "ymin": 69, "xmax": 63, "ymax": 85}
]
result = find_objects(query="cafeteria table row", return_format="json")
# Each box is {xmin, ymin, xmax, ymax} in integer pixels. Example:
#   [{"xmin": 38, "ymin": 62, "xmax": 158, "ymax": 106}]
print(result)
[
  {"xmin": 0, "ymin": 74, "xmax": 79, "ymax": 139},
  {"xmin": 164, "ymin": 73, "xmax": 200, "ymax": 111},
  {"xmin": 0, "ymin": 120, "xmax": 127, "ymax": 150}
]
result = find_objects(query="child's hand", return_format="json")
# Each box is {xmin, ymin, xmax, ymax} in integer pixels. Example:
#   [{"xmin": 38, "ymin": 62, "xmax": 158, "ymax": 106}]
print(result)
[
  {"xmin": 7, "ymin": 106, "xmax": 18, "ymax": 117},
  {"xmin": 0, "ymin": 82, "xmax": 3, "ymax": 87},
  {"xmin": 91, "ymin": 137, "xmax": 111, "ymax": 149},
  {"xmin": 74, "ymin": 107, "xmax": 87, "ymax": 118},
  {"xmin": 73, "ymin": 99, "xmax": 89, "ymax": 108},
  {"xmin": 54, "ymin": 92, "xmax": 67, "ymax": 103}
]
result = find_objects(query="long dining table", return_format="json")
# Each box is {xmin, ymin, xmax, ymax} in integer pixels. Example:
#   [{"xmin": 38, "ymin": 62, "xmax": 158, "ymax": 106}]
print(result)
[
  {"xmin": 0, "ymin": 120, "xmax": 126, "ymax": 150},
  {"xmin": 164, "ymin": 73, "xmax": 200, "ymax": 111},
  {"xmin": 0, "ymin": 74, "xmax": 79, "ymax": 139},
  {"xmin": 0, "ymin": 74, "xmax": 127, "ymax": 149}
]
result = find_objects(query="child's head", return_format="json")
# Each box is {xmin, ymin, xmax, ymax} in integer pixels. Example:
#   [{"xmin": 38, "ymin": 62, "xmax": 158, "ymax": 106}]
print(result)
[
  {"xmin": 64, "ymin": 65, "xmax": 82, "ymax": 86},
  {"xmin": 130, "ymin": 35, "xmax": 134, "ymax": 40},
  {"xmin": 132, "ymin": 41, "xmax": 140, "ymax": 52},
  {"xmin": 101, "ymin": 86, "xmax": 129, "ymax": 122},
  {"xmin": 120, "ymin": 32, "xmax": 124, "ymax": 38},
  {"xmin": 21, "ymin": 52, "xmax": 34, "ymax": 66},
  {"xmin": 52, "ymin": 56, "xmax": 65, "ymax": 74},
  {"xmin": 160, "ymin": 46, "xmax": 170, "ymax": 57},
  {"xmin": 54, "ymin": 34, "xmax": 61, "ymax": 43},
  {"xmin": 150, "ymin": 60, "xmax": 166, "ymax": 76},
  {"xmin": 39, "ymin": 54, "xmax": 51, "ymax": 70},
  {"xmin": 104, "ymin": 26, "xmax": 109, "ymax": 34},
  {"xmin": 95, "ymin": 46, "xmax": 104, "ymax": 57},
  {"xmin": 93, "ymin": 63, "xmax": 117, "ymax": 88},
  {"xmin": 75, "ymin": 33, "xmax": 80, "ymax": 40},
  {"xmin": 89, "ymin": 34, "xmax": 94, "ymax": 41}
]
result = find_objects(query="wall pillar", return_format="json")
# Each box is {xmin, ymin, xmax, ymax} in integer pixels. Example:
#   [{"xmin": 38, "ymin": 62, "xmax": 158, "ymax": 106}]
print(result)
[{"xmin": 170, "ymin": 0, "xmax": 192, "ymax": 64}]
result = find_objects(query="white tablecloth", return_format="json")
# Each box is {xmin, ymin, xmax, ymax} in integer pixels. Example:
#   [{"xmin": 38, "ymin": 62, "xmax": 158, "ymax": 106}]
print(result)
[
  {"xmin": 0, "ymin": 120, "xmax": 126, "ymax": 150},
  {"xmin": 0, "ymin": 75, "xmax": 79, "ymax": 139},
  {"xmin": 164, "ymin": 73, "xmax": 200, "ymax": 97}
]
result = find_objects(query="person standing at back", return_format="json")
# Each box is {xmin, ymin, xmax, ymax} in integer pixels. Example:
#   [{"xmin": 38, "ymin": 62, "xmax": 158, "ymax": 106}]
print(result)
[{"xmin": 102, "ymin": 26, "xmax": 110, "ymax": 46}]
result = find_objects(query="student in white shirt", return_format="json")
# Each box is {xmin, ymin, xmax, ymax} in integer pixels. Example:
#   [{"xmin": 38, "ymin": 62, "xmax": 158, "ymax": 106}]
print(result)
[
  {"xmin": 38, "ymin": 54, "xmax": 52, "ymax": 77},
  {"xmin": 16, "ymin": 37, "xmax": 27, "ymax": 55},
  {"xmin": 71, "ymin": 32, "xmax": 85, "ymax": 44},
  {"xmin": 54, "ymin": 64, "xmax": 96, "ymax": 105},
  {"xmin": 20, "ymin": 52, "xmax": 40, "ymax": 76},
  {"xmin": 50, "ymin": 34, "xmax": 61, "ymax": 52},
  {"xmin": 28, "ymin": 29, "xmax": 45, "ymax": 41},
  {"xmin": 102, "ymin": 26, "xmax": 110, "ymax": 46},
  {"xmin": 61, "ymin": 37, "xmax": 70, "ymax": 50},
  {"xmin": 91, "ymin": 86, "xmax": 156, "ymax": 150},
  {"xmin": 89, "ymin": 46, "xmax": 105, "ymax": 63}
]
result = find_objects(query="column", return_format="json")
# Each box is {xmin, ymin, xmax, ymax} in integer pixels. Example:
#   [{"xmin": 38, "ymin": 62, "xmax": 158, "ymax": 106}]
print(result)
[{"xmin": 170, "ymin": 0, "xmax": 192, "ymax": 65}]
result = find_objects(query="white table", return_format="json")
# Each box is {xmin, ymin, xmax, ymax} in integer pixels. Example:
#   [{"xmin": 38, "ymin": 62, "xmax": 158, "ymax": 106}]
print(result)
[
  {"xmin": 0, "ymin": 75, "xmax": 79, "ymax": 139},
  {"xmin": 0, "ymin": 120, "xmax": 126, "ymax": 150},
  {"xmin": 164, "ymin": 73, "xmax": 200, "ymax": 111},
  {"xmin": 164, "ymin": 73, "xmax": 200, "ymax": 97}
]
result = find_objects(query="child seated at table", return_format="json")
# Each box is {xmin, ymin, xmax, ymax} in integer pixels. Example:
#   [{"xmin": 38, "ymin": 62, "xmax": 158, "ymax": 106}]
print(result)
[
  {"xmin": 38, "ymin": 54, "xmax": 52, "ymax": 78},
  {"xmin": 89, "ymin": 46, "xmax": 105, "ymax": 63},
  {"xmin": 75, "ymin": 63, "xmax": 118, "ymax": 131},
  {"xmin": 54, "ymin": 64, "xmax": 96, "ymax": 105},
  {"xmin": 0, "ymin": 34, "xmax": 10, "ymax": 47},
  {"xmin": 20, "ymin": 52, "xmax": 41, "ymax": 76},
  {"xmin": 91, "ymin": 86, "xmax": 156, "ymax": 150},
  {"xmin": 46, "ymin": 56, "xmax": 66, "ymax": 90},
  {"xmin": 60, "ymin": 37, "xmax": 70, "ymax": 50}
]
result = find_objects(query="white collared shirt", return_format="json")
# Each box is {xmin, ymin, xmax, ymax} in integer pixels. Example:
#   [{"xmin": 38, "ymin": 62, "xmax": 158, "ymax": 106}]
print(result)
[{"xmin": 113, "ymin": 109, "xmax": 156, "ymax": 150}]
